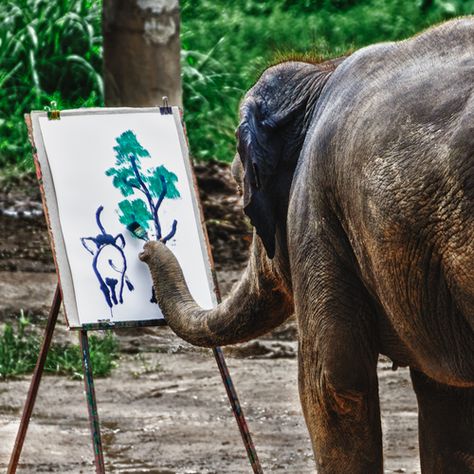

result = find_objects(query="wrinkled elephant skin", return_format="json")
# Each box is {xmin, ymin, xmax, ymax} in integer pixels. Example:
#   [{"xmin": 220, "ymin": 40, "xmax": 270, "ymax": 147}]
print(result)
[{"xmin": 141, "ymin": 18, "xmax": 474, "ymax": 473}]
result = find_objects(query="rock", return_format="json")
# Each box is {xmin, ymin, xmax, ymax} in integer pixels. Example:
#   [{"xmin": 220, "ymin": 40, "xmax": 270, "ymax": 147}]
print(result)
[{"xmin": 224, "ymin": 340, "xmax": 297, "ymax": 359}]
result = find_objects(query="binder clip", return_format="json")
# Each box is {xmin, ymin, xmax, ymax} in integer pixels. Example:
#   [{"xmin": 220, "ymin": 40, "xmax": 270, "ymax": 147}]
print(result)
[
  {"xmin": 160, "ymin": 96, "xmax": 172, "ymax": 115},
  {"xmin": 45, "ymin": 101, "xmax": 61, "ymax": 120}
]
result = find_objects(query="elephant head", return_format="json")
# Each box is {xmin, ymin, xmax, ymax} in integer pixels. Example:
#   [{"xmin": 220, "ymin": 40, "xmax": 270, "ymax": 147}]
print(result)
[
  {"xmin": 140, "ymin": 58, "xmax": 344, "ymax": 347},
  {"xmin": 235, "ymin": 58, "xmax": 342, "ymax": 259}
]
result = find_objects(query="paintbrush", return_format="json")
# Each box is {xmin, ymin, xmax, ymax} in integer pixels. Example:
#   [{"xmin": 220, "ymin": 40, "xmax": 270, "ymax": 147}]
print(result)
[{"xmin": 126, "ymin": 222, "xmax": 149, "ymax": 241}]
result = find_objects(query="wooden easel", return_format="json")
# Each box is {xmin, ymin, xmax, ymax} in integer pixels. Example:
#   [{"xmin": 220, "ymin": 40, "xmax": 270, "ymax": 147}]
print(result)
[
  {"xmin": 7, "ymin": 282, "xmax": 264, "ymax": 473},
  {"xmin": 8, "ymin": 105, "xmax": 263, "ymax": 473}
]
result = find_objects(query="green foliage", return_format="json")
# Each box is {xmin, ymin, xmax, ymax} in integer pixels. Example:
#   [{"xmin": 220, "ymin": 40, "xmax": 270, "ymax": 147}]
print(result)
[
  {"xmin": 0, "ymin": 315, "xmax": 38, "ymax": 378},
  {"xmin": 0, "ymin": 315, "xmax": 119, "ymax": 379},
  {"xmin": 181, "ymin": 39, "xmax": 242, "ymax": 162},
  {"xmin": 180, "ymin": 0, "xmax": 474, "ymax": 162},
  {"xmin": 1, "ymin": 0, "xmax": 474, "ymax": 174},
  {"xmin": 0, "ymin": 0, "xmax": 102, "ymax": 174},
  {"xmin": 81, "ymin": 331, "xmax": 119, "ymax": 377},
  {"xmin": 105, "ymin": 166, "xmax": 139, "ymax": 197}
]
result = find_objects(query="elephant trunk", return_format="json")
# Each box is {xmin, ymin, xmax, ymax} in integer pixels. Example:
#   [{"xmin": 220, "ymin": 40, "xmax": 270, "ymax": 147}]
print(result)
[{"xmin": 139, "ymin": 238, "xmax": 293, "ymax": 347}]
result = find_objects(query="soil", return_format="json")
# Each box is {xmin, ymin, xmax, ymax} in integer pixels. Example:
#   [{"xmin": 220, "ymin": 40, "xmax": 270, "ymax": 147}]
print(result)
[{"xmin": 0, "ymin": 163, "xmax": 420, "ymax": 473}]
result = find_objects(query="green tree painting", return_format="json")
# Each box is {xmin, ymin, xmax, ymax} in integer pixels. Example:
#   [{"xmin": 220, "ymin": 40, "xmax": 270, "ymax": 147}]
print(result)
[{"xmin": 106, "ymin": 130, "xmax": 181, "ymax": 243}]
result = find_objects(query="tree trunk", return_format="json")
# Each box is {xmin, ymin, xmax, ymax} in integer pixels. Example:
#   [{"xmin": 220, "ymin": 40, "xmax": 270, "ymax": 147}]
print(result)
[{"xmin": 103, "ymin": 0, "xmax": 182, "ymax": 107}]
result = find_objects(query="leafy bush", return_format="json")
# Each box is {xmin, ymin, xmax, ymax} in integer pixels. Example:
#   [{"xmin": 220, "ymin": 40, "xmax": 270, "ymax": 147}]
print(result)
[
  {"xmin": 0, "ymin": 0, "xmax": 102, "ymax": 175},
  {"xmin": 180, "ymin": 0, "xmax": 474, "ymax": 162},
  {"xmin": 181, "ymin": 38, "xmax": 242, "ymax": 162},
  {"xmin": 0, "ymin": 314, "xmax": 118, "ymax": 379}
]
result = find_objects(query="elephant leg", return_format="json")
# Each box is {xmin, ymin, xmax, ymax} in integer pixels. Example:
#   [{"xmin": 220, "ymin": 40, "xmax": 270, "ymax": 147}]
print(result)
[
  {"xmin": 410, "ymin": 369, "xmax": 474, "ymax": 473},
  {"xmin": 295, "ymin": 258, "xmax": 383, "ymax": 473}
]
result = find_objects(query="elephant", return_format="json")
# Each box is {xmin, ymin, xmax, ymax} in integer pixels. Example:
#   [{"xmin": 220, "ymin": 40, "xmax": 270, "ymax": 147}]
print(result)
[{"xmin": 140, "ymin": 18, "xmax": 474, "ymax": 473}]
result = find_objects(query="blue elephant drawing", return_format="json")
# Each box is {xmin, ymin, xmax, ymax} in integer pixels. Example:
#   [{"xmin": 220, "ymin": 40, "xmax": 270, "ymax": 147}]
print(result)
[{"xmin": 80, "ymin": 206, "xmax": 134, "ymax": 316}]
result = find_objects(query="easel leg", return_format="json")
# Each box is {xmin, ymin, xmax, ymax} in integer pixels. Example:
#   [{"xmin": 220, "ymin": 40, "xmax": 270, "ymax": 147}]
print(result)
[
  {"xmin": 7, "ymin": 284, "xmax": 62, "ymax": 474},
  {"xmin": 79, "ymin": 330, "xmax": 106, "ymax": 473},
  {"xmin": 212, "ymin": 347, "xmax": 264, "ymax": 474}
]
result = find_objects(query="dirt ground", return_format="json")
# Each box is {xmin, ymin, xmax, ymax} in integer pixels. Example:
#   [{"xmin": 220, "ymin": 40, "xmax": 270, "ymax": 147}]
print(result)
[{"xmin": 0, "ymin": 164, "xmax": 420, "ymax": 473}]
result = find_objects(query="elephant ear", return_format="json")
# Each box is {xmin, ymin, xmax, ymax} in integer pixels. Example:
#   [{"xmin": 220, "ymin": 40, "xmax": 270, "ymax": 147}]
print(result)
[{"xmin": 238, "ymin": 97, "xmax": 303, "ymax": 258}]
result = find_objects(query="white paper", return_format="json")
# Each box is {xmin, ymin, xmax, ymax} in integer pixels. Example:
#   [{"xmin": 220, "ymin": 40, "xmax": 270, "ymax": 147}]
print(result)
[{"xmin": 36, "ymin": 110, "xmax": 216, "ymax": 326}]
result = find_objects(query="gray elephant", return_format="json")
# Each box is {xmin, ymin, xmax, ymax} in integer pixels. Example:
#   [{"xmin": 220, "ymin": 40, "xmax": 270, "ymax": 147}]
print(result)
[{"xmin": 140, "ymin": 18, "xmax": 474, "ymax": 473}]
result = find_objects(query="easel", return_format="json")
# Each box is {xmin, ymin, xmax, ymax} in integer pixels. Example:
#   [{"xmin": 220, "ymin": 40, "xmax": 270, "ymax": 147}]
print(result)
[
  {"xmin": 8, "ymin": 105, "xmax": 264, "ymax": 473},
  {"xmin": 7, "ymin": 282, "xmax": 263, "ymax": 473}
]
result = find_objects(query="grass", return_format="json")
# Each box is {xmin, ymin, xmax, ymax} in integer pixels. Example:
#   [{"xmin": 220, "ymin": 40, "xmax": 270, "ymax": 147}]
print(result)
[
  {"xmin": 0, "ymin": 313, "xmax": 119, "ymax": 379},
  {"xmin": 180, "ymin": 0, "xmax": 474, "ymax": 161},
  {"xmin": 0, "ymin": 0, "xmax": 473, "ymax": 174},
  {"xmin": 0, "ymin": 0, "xmax": 102, "ymax": 175}
]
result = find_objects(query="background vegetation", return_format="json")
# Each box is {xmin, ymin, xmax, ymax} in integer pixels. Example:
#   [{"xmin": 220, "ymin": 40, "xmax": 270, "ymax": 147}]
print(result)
[
  {"xmin": 1, "ymin": 0, "xmax": 474, "ymax": 177},
  {"xmin": 0, "ymin": 0, "xmax": 102, "ymax": 177},
  {"xmin": 0, "ymin": 314, "xmax": 118, "ymax": 379}
]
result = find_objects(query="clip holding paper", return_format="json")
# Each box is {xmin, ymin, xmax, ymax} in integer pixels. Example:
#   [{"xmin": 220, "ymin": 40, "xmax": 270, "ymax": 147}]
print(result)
[
  {"xmin": 160, "ymin": 96, "xmax": 172, "ymax": 115},
  {"xmin": 45, "ymin": 101, "xmax": 61, "ymax": 120}
]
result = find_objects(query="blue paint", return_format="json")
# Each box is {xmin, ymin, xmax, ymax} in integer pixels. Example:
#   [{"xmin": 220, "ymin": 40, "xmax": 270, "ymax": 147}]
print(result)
[
  {"xmin": 106, "ymin": 277, "xmax": 119, "ymax": 305},
  {"xmin": 153, "ymin": 174, "xmax": 168, "ymax": 239},
  {"xmin": 106, "ymin": 131, "xmax": 181, "ymax": 244},
  {"xmin": 105, "ymin": 131, "xmax": 183, "ymax": 307},
  {"xmin": 128, "ymin": 154, "xmax": 179, "ymax": 241},
  {"xmin": 81, "ymin": 206, "xmax": 134, "ymax": 316},
  {"xmin": 150, "ymin": 287, "xmax": 157, "ymax": 304},
  {"xmin": 161, "ymin": 219, "xmax": 178, "ymax": 244}
]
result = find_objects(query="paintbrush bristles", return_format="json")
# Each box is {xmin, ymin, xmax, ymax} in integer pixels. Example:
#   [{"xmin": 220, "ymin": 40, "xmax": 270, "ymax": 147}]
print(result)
[{"xmin": 127, "ymin": 222, "xmax": 149, "ymax": 241}]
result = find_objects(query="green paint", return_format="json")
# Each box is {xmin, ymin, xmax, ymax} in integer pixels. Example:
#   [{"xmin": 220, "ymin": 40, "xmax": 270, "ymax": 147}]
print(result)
[
  {"xmin": 105, "ymin": 166, "xmax": 139, "ymax": 197},
  {"xmin": 148, "ymin": 165, "xmax": 180, "ymax": 199},
  {"xmin": 113, "ymin": 130, "xmax": 150, "ymax": 165},
  {"xmin": 118, "ymin": 199, "xmax": 152, "ymax": 231},
  {"xmin": 106, "ymin": 130, "xmax": 181, "ymax": 239}
]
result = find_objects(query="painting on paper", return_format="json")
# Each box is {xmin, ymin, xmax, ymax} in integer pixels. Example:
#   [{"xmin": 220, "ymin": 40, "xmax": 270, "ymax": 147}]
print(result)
[{"xmin": 33, "ymin": 110, "xmax": 216, "ymax": 327}]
